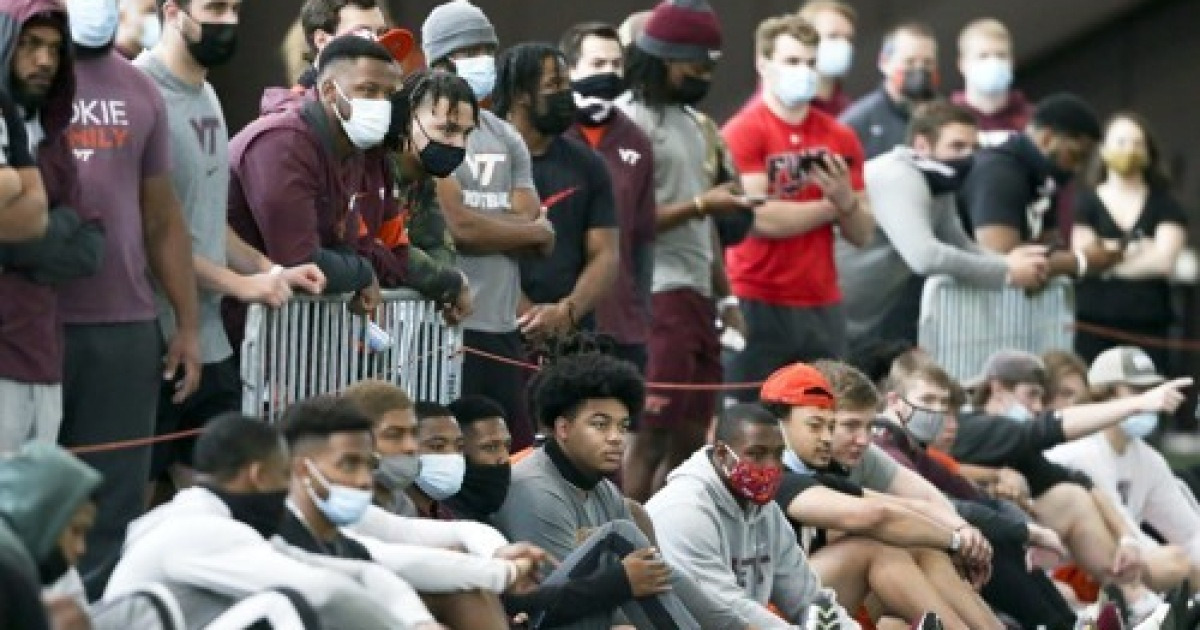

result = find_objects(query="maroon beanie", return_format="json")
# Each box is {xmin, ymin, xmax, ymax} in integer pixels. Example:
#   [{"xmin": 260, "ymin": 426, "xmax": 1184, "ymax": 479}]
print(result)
[{"xmin": 635, "ymin": 0, "xmax": 723, "ymax": 62}]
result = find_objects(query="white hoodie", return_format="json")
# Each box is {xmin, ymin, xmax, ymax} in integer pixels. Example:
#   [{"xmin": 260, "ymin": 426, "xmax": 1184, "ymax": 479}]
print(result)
[
  {"xmin": 647, "ymin": 448, "xmax": 824, "ymax": 629},
  {"xmin": 103, "ymin": 487, "xmax": 433, "ymax": 628}
]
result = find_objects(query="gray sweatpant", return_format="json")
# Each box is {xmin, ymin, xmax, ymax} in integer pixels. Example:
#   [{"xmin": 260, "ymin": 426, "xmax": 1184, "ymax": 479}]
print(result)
[
  {"xmin": 534, "ymin": 519, "xmax": 700, "ymax": 630},
  {"xmin": 58, "ymin": 321, "xmax": 162, "ymax": 600},
  {"xmin": 0, "ymin": 379, "xmax": 61, "ymax": 453}
]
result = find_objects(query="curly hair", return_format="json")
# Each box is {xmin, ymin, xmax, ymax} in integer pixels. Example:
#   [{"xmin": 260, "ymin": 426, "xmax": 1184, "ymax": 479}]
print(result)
[{"xmin": 530, "ymin": 351, "xmax": 645, "ymax": 429}]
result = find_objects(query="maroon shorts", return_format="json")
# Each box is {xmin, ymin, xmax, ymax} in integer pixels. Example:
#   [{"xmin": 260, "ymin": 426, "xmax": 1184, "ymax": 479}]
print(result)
[{"xmin": 643, "ymin": 288, "xmax": 721, "ymax": 430}]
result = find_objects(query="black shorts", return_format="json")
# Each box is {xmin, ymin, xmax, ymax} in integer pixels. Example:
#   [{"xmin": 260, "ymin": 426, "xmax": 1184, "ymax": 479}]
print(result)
[{"xmin": 151, "ymin": 356, "xmax": 241, "ymax": 478}]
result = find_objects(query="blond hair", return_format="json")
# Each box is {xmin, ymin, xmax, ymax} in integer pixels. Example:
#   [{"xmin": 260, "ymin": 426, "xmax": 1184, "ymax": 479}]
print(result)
[
  {"xmin": 958, "ymin": 18, "xmax": 1011, "ymax": 55},
  {"xmin": 756, "ymin": 14, "xmax": 820, "ymax": 59},
  {"xmin": 343, "ymin": 380, "xmax": 412, "ymax": 426},
  {"xmin": 798, "ymin": 0, "xmax": 857, "ymax": 25}
]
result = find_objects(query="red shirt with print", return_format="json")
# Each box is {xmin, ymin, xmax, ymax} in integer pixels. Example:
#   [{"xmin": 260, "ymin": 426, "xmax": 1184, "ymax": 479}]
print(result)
[{"xmin": 721, "ymin": 100, "xmax": 865, "ymax": 307}]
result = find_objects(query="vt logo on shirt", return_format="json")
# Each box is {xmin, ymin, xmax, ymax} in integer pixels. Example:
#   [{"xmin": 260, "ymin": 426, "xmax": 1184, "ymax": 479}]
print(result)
[
  {"xmin": 191, "ymin": 116, "xmax": 222, "ymax": 156},
  {"xmin": 69, "ymin": 99, "xmax": 131, "ymax": 162},
  {"xmin": 618, "ymin": 147, "xmax": 641, "ymax": 165},
  {"xmin": 462, "ymin": 153, "xmax": 511, "ymax": 211},
  {"xmin": 465, "ymin": 153, "xmax": 506, "ymax": 186}
]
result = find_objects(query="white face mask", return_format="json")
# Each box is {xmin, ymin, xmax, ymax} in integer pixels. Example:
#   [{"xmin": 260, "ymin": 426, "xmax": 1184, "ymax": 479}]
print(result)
[
  {"xmin": 331, "ymin": 81, "xmax": 392, "ymax": 149},
  {"xmin": 139, "ymin": 13, "xmax": 162, "ymax": 49},
  {"xmin": 768, "ymin": 63, "xmax": 819, "ymax": 108},
  {"xmin": 415, "ymin": 453, "xmax": 466, "ymax": 500},
  {"xmin": 966, "ymin": 58, "xmax": 1013, "ymax": 96},
  {"xmin": 454, "ymin": 55, "xmax": 496, "ymax": 101},
  {"xmin": 815, "ymin": 38, "xmax": 854, "ymax": 78},
  {"xmin": 67, "ymin": 0, "xmax": 119, "ymax": 48}
]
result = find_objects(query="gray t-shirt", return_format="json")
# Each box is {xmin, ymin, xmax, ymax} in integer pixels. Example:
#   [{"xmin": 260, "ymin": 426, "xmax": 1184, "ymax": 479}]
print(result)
[
  {"xmin": 847, "ymin": 444, "xmax": 900, "ymax": 492},
  {"xmin": 617, "ymin": 98, "xmax": 713, "ymax": 297},
  {"xmin": 453, "ymin": 110, "xmax": 536, "ymax": 333},
  {"xmin": 136, "ymin": 53, "xmax": 231, "ymax": 363}
]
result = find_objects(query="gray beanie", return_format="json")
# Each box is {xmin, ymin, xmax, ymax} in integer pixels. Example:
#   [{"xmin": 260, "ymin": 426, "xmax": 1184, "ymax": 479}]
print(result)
[{"xmin": 421, "ymin": 0, "xmax": 499, "ymax": 64}]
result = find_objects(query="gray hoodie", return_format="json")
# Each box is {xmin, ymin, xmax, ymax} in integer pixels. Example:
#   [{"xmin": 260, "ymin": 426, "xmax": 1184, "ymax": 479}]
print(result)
[{"xmin": 647, "ymin": 448, "xmax": 822, "ymax": 629}]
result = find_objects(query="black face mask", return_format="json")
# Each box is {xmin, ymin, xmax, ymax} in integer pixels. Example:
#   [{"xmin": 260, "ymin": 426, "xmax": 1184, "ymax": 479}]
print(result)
[
  {"xmin": 673, "ymin": 75, "xmax": 711, "ymax": 106},
  {"xmin": 899, "ymin": 67, "xmax": 936, "ymax": 102},
  {"xmin": 37, "ymin": 547, "xmax": 70, "ymax": 586},
  {"xmin": 420, "ymin": 140, "xmax": 466, "ymax": 178},
  {"xmin": 919, "ymin": 154, "xmax": 974, "ymax": 195},
  {"xmin": 208, "ymin": 486, "xmax": 288, "ymax": 539},
  {"xmin": 186, "ymin": 20, "xmax": 238, "ymax": 68},
  {"xmin": 532, "ymin": 90, "xmax": 576, "ymax": 136},
  {"xmin": 572, "ymin": 73, "xmax": 625, "ymax": 101},
  {"xmin": 453, "ymin": 462, "xmax": 511, "ymax": 517}
]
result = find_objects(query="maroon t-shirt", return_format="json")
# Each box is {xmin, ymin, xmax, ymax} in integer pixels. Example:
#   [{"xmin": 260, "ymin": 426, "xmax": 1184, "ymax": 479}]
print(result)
[
  {"xmin": 951, "ymin": 90, "xmax": 1033, "ymax": 133},
  {"xmin": 57, "ymin": 51, "xmax": 169, "ymax": 324},
  {"xmin": 566, "ymin": 110, "xmax": 655, "ymax": 346}
]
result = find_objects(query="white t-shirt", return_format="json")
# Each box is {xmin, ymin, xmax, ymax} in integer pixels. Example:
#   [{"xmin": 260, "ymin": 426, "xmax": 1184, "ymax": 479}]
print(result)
[{"xmin": 1046, "ymin": 432, "xmax": 1200, "ymax": 563}]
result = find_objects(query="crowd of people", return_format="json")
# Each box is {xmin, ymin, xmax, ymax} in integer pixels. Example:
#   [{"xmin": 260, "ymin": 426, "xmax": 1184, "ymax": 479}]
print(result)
[{"xmin": 0, "ymin": 0, "xmax": 1196, "ymax": 628}]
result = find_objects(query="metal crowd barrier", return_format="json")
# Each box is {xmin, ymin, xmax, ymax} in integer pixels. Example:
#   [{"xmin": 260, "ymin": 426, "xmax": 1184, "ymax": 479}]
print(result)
[
  {"xmin": 241, "ymin": 289, "xmax": 463, "ymax": 422},
  {"xmin": 918, "ymin": 275, "xmax": 1075, "ymax": 382}
]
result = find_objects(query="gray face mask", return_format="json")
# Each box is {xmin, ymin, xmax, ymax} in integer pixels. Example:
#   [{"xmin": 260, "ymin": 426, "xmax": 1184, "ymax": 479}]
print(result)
[
  {"xmin": 375, "ymin": 453, "xmax": 420, "ymax": 491},
  {"xmin": 902, "ymin": 399, "xmax": 946, "ymax": 446}
]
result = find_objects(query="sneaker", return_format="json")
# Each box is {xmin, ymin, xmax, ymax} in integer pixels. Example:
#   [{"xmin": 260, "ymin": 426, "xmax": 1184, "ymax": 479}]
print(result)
[
  {"xmin": 804, "ymin": 590, "xmax": 842, "ymax": 630},
  {"xmin": 911, "ymin": 612, "xmax": 945, "ymax": 629}
]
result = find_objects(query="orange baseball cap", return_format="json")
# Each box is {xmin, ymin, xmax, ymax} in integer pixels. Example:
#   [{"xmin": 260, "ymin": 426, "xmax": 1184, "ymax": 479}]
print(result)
[
  {"xmin": 379, "ymin": 28, "xmax": 416, "ymax": 63},
  {"xmin": 760, "ymin": 363, "xmax": 835, "ymax": 410}
]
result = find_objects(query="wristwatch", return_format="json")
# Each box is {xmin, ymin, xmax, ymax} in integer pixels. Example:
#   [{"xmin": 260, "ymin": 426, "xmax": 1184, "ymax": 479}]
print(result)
[{"xmin": 948, "ymin": 530, "xmax": 963, "ymax": 554}]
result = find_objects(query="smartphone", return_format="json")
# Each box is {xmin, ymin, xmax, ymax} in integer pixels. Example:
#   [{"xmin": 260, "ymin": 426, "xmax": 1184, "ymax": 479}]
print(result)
[{"xmin": 741, "ymin": 194, "xmax": 768, "ymax": 206}]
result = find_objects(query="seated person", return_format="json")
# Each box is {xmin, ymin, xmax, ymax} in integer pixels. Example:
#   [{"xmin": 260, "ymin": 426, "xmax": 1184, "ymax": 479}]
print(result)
[
  {"xmin": 755, "ymin": 362, "xmax": 1000, "ymax": 629},
  {"xmin": 104, "ymin": 414, "xmax": 437, "ymax": 630},
  {"xmin": 446, "ymin": 395, "xmax": 513, "ymax": 523},
  {"xmin": 647, "ymin": 394, "xmax": 860, "ymax": 629},
  {"xmin": 277, "ymin": 395, "xmax": 544, "ymax": 630},
  {"xmin": 406, "ymin": 401, "xmax": 467, "ymax": 521},
  {"xmin": 343, "ymin": 379, "xmax": 421, "ymax": 516},
  {"xmin": 493, "ymin": 351, "xmax": 722, "ymax": 629},
  {"xmin": 1047, "ymin": 347, "xmax": 1199, "ymax": 593}
]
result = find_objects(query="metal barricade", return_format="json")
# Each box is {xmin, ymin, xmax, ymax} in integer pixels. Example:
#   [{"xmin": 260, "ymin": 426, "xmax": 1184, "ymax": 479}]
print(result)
[
  {"xmin": 241, "ymin": 289, "xmax": 462, "ymax": 422},
  {"xmin": 918, "ymin": 275, "xmax": 1075, "ymax": 382}
]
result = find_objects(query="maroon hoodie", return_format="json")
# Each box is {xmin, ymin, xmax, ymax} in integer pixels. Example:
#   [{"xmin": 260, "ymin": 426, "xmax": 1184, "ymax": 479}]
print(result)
[{"xmin": 0, "ymin": 0, "xmax": 81, "ymax": 384}]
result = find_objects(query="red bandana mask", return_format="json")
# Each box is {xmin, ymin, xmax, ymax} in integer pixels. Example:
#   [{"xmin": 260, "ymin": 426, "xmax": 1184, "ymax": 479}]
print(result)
[{"xmin": 722, "ymin": 446, "xmax": 783, "ymax": 506}]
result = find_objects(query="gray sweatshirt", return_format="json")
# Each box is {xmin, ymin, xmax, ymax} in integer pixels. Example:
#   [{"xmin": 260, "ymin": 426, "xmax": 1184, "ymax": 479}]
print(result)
[
  {"xmin": 647, "ymin": 448, "xmax": 822, "ymax": 629},
  {"xmin": 836, "ymin": 147, "xmax": 1009, "ymax": 342}
]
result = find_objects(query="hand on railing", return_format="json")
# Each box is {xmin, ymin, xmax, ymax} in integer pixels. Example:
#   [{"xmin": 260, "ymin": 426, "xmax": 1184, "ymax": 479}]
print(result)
[
  {"xmin": 280, "ymin": 263, "xmax": 326, "ymax": 295},
  {"xmin": 441, "ymin": 281, "xmax": 473, "ymax": 326},
  {"xmin": 350, "ymin": 276, "xmax": 383, "ymax": 315},
  {"xmin": 1005, "ymin": 244, "xmax": 1049, "ymax": 290}
]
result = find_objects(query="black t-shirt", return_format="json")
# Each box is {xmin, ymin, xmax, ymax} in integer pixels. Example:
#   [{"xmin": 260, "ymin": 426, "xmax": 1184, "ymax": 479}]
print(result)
[
  {"xmin": 1075, "ymin": 186, "xmax": 1187, "ymax": 326},
  {"xmin": 521, "ymin": 135, "xmax": 617, "ymax": 325},
  {"xmin": 0, "ymin": 87, "xmax": 33, "ymax": 169},
  {"xmin": 277, "ymin": 511, "xmax": 373, "ymax": 561},
  {"xmin": 952, "ymin": 412, "xmax": 1092, "ymax": 497},
  {"xmin": 958, "ymin": 133, "xmax": 1060, "ymax": 243},
  {"xmin": 775, "ymin": 470, "xmax": 864, "ymax": 554}
]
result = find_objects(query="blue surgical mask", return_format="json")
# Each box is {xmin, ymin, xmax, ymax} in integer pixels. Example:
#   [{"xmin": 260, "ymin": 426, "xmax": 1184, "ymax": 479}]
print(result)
[
  {"xmin": 454, "ymin": 55, "xmax": 496, "ymax": 101},
  {"xmin": 966, "ymin": 58, "xmax": 1013, "ymax": 96},
  {"xmin": 815, "ymin": 38, "xmax": 853, "ymax": 78},
  {"xmin": 67, "ymin": 0, "xmax": 119, "ymax": 48},
  {"xmin": 1004, "ymin": 401, "xmax": 1034, "ymax": 423},
  {"xmin": 304, "ymin": 459, "xmax": 372, "ymax": 526},
  {"xmin": 1120, "ymin": 412, "xmax": 1159, "ymax": 440},
  {"xmin": 768, "ymin": 63, "xmax": 819, "ymax": 108},
  {"xmin": 415, "ymin": 453, "xmax": 465, "ymax": 501}
]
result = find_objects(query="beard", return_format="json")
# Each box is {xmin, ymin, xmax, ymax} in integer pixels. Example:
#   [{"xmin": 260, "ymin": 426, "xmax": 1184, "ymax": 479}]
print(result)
[{"xmin": 10, "ymin": 74, "xmax": 51, "ymax": 114}]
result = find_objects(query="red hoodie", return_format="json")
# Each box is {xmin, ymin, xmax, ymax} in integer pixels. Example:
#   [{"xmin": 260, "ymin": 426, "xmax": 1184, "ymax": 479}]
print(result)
[{"xmin": 0, "ymin": 0, "xmax": 81, "ymax": 383}]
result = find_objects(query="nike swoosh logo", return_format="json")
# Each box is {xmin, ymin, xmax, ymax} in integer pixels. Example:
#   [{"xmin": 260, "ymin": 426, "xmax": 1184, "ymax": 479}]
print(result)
[{"xmin": 541, "ymin": 186, "xmax": 580, "ymax": 211}]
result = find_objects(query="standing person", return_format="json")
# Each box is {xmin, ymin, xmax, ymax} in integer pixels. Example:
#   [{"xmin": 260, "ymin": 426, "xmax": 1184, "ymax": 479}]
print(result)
[
  {"xmin": 721, "ymin": 14, "xmax": 873, "ymax": 401},
  {"xmin": 952, "ymin": 18, "xmax": 1031, "ymax": 138},
  {"xmin": 139, "ymin": 0, "xmax": 328, "ymax": 499},
  {"xmin": 797, "ymin": 0, "xmax": 857, "ymax": 116},
  {"xmin": 617, "ymin": 0, "xmax": 753, "ymax": 501},
  {"xmin": 560, "ymin": 21, "xmax": 656, "ymax": 374},
  {"xmin": 0, "ymin": 0, "xmax": 113, "ymax": 453},
  {"xmin": 1072, "ymin": 114, "xmax": 1187, "ymax": 368},
  {"xmin": 56, "ymin": 0, "xmax": 202, "ymax": 597},
  {"xmin": 421, "ymin": 0, "xmax": 555, "ymax": 450},
  {"xmin": 494, "ymin": 43, "xmax": 618, "ymax": 343},
  {"xmin": 837, "ymin": 102, "xmax": 1047, "ymax": 348},
  {"xmin": 839, "ymin": 22, "xmax": 939, "ymax": 160}
]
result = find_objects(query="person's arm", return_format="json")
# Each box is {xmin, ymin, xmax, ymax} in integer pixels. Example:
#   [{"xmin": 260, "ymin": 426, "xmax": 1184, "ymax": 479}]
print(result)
[
  {"xmin": 870, "ymin": 161, "xmax": 1008, "ymax": 286},
  {"xmin": 0, "ymin": 167, "xmax": 47, "ymax": 243},
  {"xmin": 563, "ymin": 158, "xmax": 620, "ymax": 318},
  {"xmin": 350, "ymin": 505, "xmax": 507, "ymax": 557},
  {"xmin": 740, "ymin": 172, "xmax": 837, "ymax": 238},
  {"xmin": 348, "ymin": 534, "xmax": 513, "ymax": 593},
  {"xmin": 836, "ymin": 191, "xmax": 873, "ymax": 247},
  {"xmin": 1110, "ymin": 222, "xmax": 1187, "ymax": 279},
  {"xmin": 141, "ymin": 174, "xmax": 200, "ymax": 401},
  {"xmin": 788, "ymin": 485, "xmax": 954, "ymax": 551},
  {"xmin": 1059, "ymin": 379, "xmax": 1190, "ymax": 441},
  {"xmin": 1141, "ymin": 458, "xmax": 1200, "ymax": 565},
  {"xmin": 435, "ymin": 178, "xmax": 553, "ymax": 254}
]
